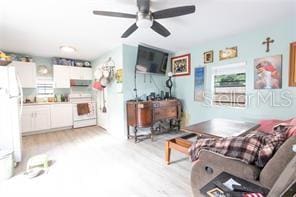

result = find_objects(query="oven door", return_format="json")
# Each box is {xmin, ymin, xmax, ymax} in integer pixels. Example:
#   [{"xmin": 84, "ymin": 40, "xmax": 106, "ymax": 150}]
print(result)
[{"xmin": 73, "ymin": 102, "xmax": 96, "ymax": 121}]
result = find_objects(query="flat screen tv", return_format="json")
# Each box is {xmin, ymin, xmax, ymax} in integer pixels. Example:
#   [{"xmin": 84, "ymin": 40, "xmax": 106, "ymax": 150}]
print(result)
[{"xmin": 136, "ymin": 45, "xmax": 168, "ymax": 75}]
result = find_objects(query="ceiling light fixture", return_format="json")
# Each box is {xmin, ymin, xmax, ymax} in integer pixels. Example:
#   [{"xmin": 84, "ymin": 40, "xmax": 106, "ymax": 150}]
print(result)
[{"xmin": 59, "ymin": 45, "xmax": 77, "ymax": 53}]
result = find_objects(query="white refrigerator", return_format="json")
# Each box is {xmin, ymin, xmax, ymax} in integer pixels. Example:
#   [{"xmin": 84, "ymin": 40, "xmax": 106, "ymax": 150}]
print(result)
[{"xmin": 0, "ymin": 65, "xmax": 23, "ymax": 162}]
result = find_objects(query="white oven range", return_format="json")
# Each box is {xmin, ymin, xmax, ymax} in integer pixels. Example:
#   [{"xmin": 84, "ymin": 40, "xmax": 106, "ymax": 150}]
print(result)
[{"xmin": 69, "ymin": 94, "xmax": 97, "ymax": 128}]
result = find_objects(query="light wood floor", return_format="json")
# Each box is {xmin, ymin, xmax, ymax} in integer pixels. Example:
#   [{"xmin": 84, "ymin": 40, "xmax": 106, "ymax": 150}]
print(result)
[{"xmin": 0, "ymin": 126, "xmax": 192, "ymax": 197}]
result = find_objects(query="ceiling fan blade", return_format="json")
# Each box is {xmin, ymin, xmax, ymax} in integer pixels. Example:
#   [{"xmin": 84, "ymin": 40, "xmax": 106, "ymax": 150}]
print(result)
[
  {"xmin": 153, "ymin": 5, "xmax": 196, "ymax": 19},
  {"xmin": 137, "ymin": 0, "xmax": 150, "ymax": 13},
  {"xmin": 151, "ymin": 21, "xmax": 170, "ymax": 37},
  {"xmin": 93, "ymin": 10, "xmax": 136, "ymax": 19},
  {"xmin": 121, "ymin": 23, "xmax": 138, "ymax": 38}
]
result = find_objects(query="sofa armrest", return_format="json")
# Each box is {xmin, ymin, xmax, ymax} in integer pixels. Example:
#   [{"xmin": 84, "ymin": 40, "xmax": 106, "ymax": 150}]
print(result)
[{"xmin": 191, "ymin": 150, "xmax": 260, "ymax": 197}]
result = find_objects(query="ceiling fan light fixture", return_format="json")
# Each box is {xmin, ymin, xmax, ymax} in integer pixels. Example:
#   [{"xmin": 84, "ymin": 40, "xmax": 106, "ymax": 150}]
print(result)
[
  {"xmin": 59, "ymin": 45, "xmax": 77, "ymax": 53},
  {"xmin": 136, "ymin": 12, "xmax": 153, "ymax": 28}
]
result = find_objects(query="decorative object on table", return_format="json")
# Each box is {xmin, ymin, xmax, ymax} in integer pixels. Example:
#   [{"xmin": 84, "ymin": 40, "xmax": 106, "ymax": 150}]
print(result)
[
  {"xmin": 166, "ymin": 72, "xmax": 173, "ymax": 98},
  {"xmin": 203, "ymin": 50, "xmax": 214, "ymax": 64},
  {"xmin": 262, "ymin": 37, "xmax": 274, "ymax": 52},
  {"xmin": 254, "ymin": 55, "xmax": 282, "ymax": 89},
  {"xmin": 289, "ymin": 42, "xmax": 296, "ymax": 86},
  {"xmin": 219, "ymin": 46, "xmax": 238, "ymax": 61},
  {"xmin": 171, "ymin": 54, "xmax": 191, "ymax": 76},
  {"xmin": 194, "ymin": 67, "xmax": 205, "ymax": 102}
]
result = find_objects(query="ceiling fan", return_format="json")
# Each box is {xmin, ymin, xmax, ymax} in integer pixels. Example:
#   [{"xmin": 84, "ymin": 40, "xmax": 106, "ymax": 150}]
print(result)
[{"xmin": 93, "ymin": 0, "xmax": 196, "ymax": 38}]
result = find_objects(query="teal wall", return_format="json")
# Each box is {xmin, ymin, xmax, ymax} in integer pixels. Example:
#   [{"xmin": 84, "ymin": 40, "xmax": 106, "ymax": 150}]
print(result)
[
  {"xmin": 174, "ymin": 19, "xmax": 296, "ymax": 125},
  {"xmin": 122, "ymin": 44, "xmax": 171, "ymax": 101}
]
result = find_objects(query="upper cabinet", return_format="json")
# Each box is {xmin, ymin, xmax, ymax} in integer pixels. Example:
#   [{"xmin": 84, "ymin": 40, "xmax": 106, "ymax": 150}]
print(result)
[
  {"xmin": 70, "ymin": 67, "xmax": 92, "ymax": 80},
  {"xmin": 10, "ymin": 61, "xmax": 36, "ymax": 88},
  {"xmin": 53, "ymin": 65, "xmax": 70, "ymax": 88},
  {"xmin": 289, "ymin": 42, "xmax": 296, "ymax": 86}
]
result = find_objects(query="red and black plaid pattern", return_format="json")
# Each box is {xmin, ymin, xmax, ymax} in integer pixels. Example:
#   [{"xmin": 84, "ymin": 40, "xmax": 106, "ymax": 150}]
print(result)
[{"xmin": 189, "ymin": 125, "xmax": 288, "ymax": 168}]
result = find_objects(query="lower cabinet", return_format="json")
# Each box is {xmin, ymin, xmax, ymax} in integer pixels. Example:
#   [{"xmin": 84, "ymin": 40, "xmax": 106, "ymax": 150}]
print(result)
[
  {"xmin": 21, "ymin": 103, "xmax": 73, "ymax": 133},
  {"xmin": 51, "ymin": 104, "xmax": 73, "ymax": 128},
  {"xmin": 21, "ymin": 105, "xmax": 51, "ymax": 133}
]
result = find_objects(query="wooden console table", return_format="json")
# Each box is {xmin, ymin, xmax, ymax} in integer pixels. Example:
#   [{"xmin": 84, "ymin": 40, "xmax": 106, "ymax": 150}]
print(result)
[{"xmin": 126, "ymin": 99, "xmax": 181, "ymax": 143}]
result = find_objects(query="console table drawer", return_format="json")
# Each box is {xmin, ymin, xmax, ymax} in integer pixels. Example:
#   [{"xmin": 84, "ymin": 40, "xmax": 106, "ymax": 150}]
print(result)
[
  {"xmin": 153, "ymin": 100, "xmax": 178, "ymax": 108},
  {"xmin": 154, "ymin": 107, "xmax": 177, "ymax": 121}
]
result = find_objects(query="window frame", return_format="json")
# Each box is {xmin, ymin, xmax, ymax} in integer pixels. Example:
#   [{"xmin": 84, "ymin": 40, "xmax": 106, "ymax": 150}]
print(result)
[
  {"xmin": 211, "ymin": 62, "xmax": 247, "ymax": 109},
  {"xmin": 36, "ymin": 80, "xmax": 55, "ymax": 98}
]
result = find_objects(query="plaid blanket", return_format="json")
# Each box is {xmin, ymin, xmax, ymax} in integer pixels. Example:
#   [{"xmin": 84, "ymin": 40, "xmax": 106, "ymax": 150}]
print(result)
[{"xmin": 189, "ymin": 124, "xmax": 288, "ymax": 168}]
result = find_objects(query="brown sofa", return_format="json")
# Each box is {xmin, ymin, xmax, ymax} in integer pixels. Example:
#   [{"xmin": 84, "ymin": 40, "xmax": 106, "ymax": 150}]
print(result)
[{"xmin": 191, "ymin": 136, "xmax": 296, "ymax": 196}]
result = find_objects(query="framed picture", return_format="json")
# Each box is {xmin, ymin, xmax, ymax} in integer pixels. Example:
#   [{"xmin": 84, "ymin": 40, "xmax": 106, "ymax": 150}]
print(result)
[
  {"xmin": 206, "ymin": 188, "xmax": 225, "ymax": 197},
  {"xmin": 115, "ymin": 68, "xmax": 123, "ymax": 83},
  {"xmin": 219, "ymin": 46, "xmax": 238, "ymax": 61},
  {"xmin": 254, "ymin": 55, "xmax": 282, "ymax": 89},
  {"xmin": 204, "ymin": 50, "xmax": 213, "ymax": 64},
  {"xmin": 171, "ymin": 54, "xmax": 191, "ymax": 76},
  {"xmin": 289, "ymin": 42, "xmax": 296, "ymax": 86},
  {"xmin": 194, "ymin": 67, "xmax": 205, "ymax": 102}
]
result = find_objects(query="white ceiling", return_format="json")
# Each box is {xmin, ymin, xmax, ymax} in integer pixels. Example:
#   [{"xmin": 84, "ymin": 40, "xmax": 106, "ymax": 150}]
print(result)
[{"xmin": 0, "ymin": 0, "xmax": 295, "ymax": 60}]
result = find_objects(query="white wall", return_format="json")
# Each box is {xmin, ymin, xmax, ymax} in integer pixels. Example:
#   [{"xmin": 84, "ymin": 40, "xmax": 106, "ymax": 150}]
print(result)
[{"xmin": 92, "ymin": 46, "xmax": 125, "ymax": 138}]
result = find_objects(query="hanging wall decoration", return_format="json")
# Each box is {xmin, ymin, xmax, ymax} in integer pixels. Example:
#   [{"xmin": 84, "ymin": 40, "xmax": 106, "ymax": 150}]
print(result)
[
  {"xmin": 262, "ymin": 37, "xmax": 274, "ymax": 53},
  {"xmin": 194, "ymin": 67, "xmax": 205, "ymax": 101},
  {"xmin": 171, "ymin": 54, "xmax": 191, "ymax": 76},
  {"xmin": 254, "ymin": 55, "xmax": 282, "ymax": 89},
  {"xmin": 115, "ymin": 68, "xmax": 123, "ymax": 93},
  {"xmin": 219, "ymin": 46, "xmax": 238, "ymax": 61},
  {"xmin": 203, "ymin": 50, "xmax": 213, "ymax": 64}
]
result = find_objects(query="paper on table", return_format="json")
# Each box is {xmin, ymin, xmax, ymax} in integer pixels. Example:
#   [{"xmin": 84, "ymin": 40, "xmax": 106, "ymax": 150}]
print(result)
[{"xmin": 223, "ymin": 178, "xmax": 241, "ymax": 191}]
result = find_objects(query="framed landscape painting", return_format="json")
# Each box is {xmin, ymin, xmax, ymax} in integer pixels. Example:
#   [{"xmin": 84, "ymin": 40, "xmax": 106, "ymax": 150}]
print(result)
[
  {"xmin": 254, "ymin": 55, "xmax": 282, "ymax": 89},
  {"xmin": 171, "ymin": 54, "xmax": 191, "ymax": 76}
]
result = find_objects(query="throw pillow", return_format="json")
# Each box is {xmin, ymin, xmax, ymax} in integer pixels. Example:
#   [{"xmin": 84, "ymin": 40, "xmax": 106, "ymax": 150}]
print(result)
[{"xmin": 258, "ymin": 119, "xmax": 283, "ymax": 134}]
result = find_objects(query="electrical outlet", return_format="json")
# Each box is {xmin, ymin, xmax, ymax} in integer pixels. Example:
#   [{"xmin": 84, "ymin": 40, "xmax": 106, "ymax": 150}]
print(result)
[{"xmin": 293, "ymin": 145, "xmax": 296, "ymax": 153}]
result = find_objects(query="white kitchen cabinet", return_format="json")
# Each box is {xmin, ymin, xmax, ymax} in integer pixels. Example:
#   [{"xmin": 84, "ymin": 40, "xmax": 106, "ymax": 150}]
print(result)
[
  {"xmin": 10, "ymin": 61, "xmax": 36, "ymax": 88},
  {"xmin": 50, "ymin": 104, "xmax": 73, "ymax": 128},
  {"xmin": 70, "ymin": 67, "xmax": 92, "ymax": 80},
  {"xmin": 21, "ymin": 108, "xmax": 34, "ymax": 133},
  {"xmin": 34, "ymin": 106, "xmax": 51, "ymax": 131},
  {"xmin": 53, "ymin": 65, "xmax": 70, "ymax": 88},
  {"xmin": 21, "ymin": 105, "xmax": 51, "ymax": 133}
]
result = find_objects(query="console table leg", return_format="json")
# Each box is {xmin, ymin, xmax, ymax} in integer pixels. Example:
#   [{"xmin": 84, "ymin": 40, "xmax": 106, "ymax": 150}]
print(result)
[
  {"xmin": 165, "ymin": 141, "xmax": 171, "ymax": 165},
  {"xmin": 127, "ymin": 125, "xmax": 130, "ymax": 139},
  {"xmin": 134, "ymin": 126, "xmax": 138, "ymax": 143}
]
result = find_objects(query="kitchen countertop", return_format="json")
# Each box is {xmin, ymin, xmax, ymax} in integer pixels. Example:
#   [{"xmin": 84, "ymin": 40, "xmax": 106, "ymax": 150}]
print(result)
[{"xmin": 23, "ymin": 102, "xmax": 72, "ymax": 106}]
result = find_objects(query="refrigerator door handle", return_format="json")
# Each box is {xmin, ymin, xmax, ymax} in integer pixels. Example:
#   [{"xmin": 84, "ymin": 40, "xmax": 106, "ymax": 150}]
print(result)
[{"xmin": 16, "ymin": 74, "xmax": 23, "ymax": 118}]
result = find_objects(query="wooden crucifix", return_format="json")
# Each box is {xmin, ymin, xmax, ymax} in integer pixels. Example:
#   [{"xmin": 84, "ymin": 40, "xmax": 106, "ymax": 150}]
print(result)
[{"xmin": 262, "ymin": 37, "xmax": 274, "ymax": 52}]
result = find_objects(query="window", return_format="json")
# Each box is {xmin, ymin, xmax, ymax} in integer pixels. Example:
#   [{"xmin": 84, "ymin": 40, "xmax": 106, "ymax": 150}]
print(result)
[
  {"xmin": 212, "ymin": 62, "xmax": 246, "ymax": 107},
  {"xmin": 36, "ymin": 80, "xmax": 54, "ymax": 98}
]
